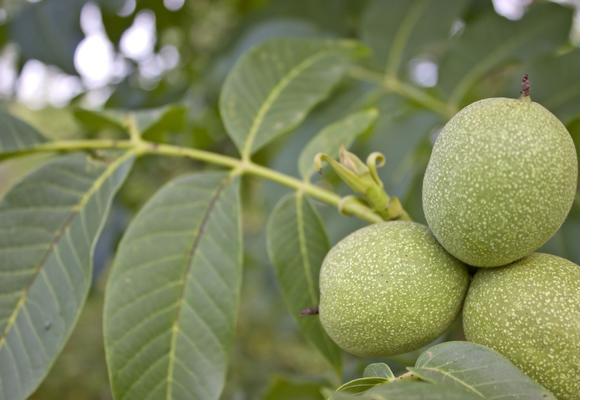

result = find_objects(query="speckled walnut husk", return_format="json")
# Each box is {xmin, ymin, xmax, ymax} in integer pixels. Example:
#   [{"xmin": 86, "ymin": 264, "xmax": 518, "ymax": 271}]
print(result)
[
  {"xmin": 422, "ymin": 97, "xmax": 578, "ymax": 267},
  {"xmin": 319, "ymin": 221, "xmax": 469, "ymax": 357},
  {"xmin": 463, "ymin": 253, "xmax": 579, "ymax": 400}
]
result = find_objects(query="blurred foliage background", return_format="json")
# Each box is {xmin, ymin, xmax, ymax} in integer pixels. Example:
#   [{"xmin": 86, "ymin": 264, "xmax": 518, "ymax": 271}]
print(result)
[{"xmin": 0, "ymin": 0, "xmax": 579, "ymax": 398}]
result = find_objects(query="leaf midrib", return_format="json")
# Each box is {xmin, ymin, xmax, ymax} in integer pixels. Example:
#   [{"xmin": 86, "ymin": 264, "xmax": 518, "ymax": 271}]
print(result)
[
  {"xmin": 409, "ymin": 367, "xmax": 485, "ymax": 398},
  {"xmin": 241, "ymin": 49, "xmax": 339, "ymax": 157},
  {"xmin": 0, "ymin": 151, "xmax": 134, "ymax": 349},
  {"xmin": 295, "ymin": 192, "xmax": 318, "ymax": 304},
  {"xmin": 164, "ymin": 176, "xmax": 230, "ymax": 400}
]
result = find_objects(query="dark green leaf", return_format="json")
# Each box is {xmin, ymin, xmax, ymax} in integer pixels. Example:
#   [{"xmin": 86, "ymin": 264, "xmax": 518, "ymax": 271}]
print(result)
[
  {"xmin": 521, "ymin": 49, "xmax": 579, "ymax": 122},
  {"xmin": 0, "ymin": 110, "xmax": 47, "ymax": 157},
  {"xmin": 71, "ymin": 108, "xmax": 127, "ymax": 136},
  {"xmin": 266, "ymin": 193, "xmax": 341, "ymax": 374},
  {"xmin": 9, "ymin": 0, "xmax": 85, "ymax": 74},
  {"xmin": 72, "ymin": 105, "xmax": 188, "ymax": 141},
  {"xmin": 104, "ymin": 172, "xmax": 242, "ymax": 400},
  {"xmin": 408, "ymin": 341, "xmax": 556, "ymax": 399},
  {"xmin": 105, "ymin": 78, "xmax": 188, "ymax": 110},
  {"xmin": 568, "ymin": 117, "xmax": 580, "ymax": 155},
  {"xmin": 262, "ymin": 375, "xmax": 325, "ymax": 400},
  {"xmin": 101, "ymin": 8, "xmax": 135, "ymax": 46},
  {"xmin": 136, "ymin": 105, "xmax": 188, "ymax": 141},
  {"xmin": 255, "ymin": 0, "xmax": 366, "ymax": 36},
  {"xmin": 298, "ymin": 108, "xmax": 378, "ymax": 179},
  {"xmin": 268, "ymin": 80, "xmax": 379, "ymax": 179},
  {"xmin": 360, "ymin": 0, "xmax": 467, "ymax": 77},
  {"xmin": 96, "ymin": 0, "xmax": 127, "ymax": 13},
  {"xmin": 541, "ymin": 193, "xmax": 579, "ymax": 264},
  {"xmin": 0, "ymin": 152, "xmax": 134, "ymax": 399},
  {"xmin": 366, "ymin": 99, "xmax": 440, "ymax": 222},
  {"xmin": 208, "ymin": 19, "xmax": 321, "ymax": 90},
  {"xmin": 227, "ymin": 19, "xmax": 321, "ymax": 64},
  {"xmin": 439, "ymin": 2, "xmax": 573, "ymax": 106},
  {"xmin": 220, "ymin": 37, "xmax": 368, "ymax": 156}
]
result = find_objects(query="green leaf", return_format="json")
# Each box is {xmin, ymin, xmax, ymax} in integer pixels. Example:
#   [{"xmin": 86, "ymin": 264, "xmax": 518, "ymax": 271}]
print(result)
[
  {"xmin": 439, "ymin": 2, "xmax": 573, "ymax": 106},
  {"xmin": 8, "ymin": 0, "xmax": 84, "ymax": 74},
  {"xmin": 136, "ymin": 105, "xmax": 188, "ymax": 141},
  {"xmin": 541, "ymin": 190, "xmax": 579, "ymax": 264},
  {"xmin": 0, "ymin": 152, "xmax": 134, "ymax": 399},
  {"xmin": 363, "ymin": 363, "xmax": 394, "ymax": 380},
  {"xmin": 72, "ymin": 105, "xmax": 188, "ymax": 141},
  {"xmin": 257, "ymin": 0, "xmax": 364, "ymax": 36},
  {"xmin": 366, "ymin": 98, "xmax": 440, "ymax": 222},
  {"xmin": 298, "ymin": 108, "xmax": 379, "ymax": 179},
  {"xmin": 0, "ymin": 110, "xmax": 47, "ymax": 157},
  {"xmin": 262, "ymin": 375, "xmax": 325, "ymax": 400},
  {"xmin": 408, "ymin": 341, "xmax": 556, "ymax": 399},
  {"xmin": 335, "ymin": 377, "xmax": 389, "ymax": 394},
  {"xmin": 97, "ymin": 0, "xmax": 128, "ymax": 13},
  {"xmin": 220, "ymin": 37, "xmax": 367, "ymax": 157},
  {"xmin": 268, "ymin": 80, "xmax": 378, "ymax": 179},
  {"xmin": 72, "ymin": 108, "xmax": 128, "ymax": 136},
  {"xmin": 332, "ymin": 381, "xmax": 481, "ymax": 400},
  {"xmin": 360, "ymin": 0, "xmax": 468, "ymax": 77},
  {"xmin": 209, "ymin": 19, "xmax": 321, "ymax": 89},
  {"xmin": 104, "ymin": 172, "xmax": 242, "ymax": 400},
  {"xmin": 266, "ymin": 193, "xmax": 341, "ymax": 374},
  {"xmin": 5, "ymin": 105, "xmax": 80, "ymax": 141},
  {"xmin": 521, "ymin": 49, "xmax": 579, "ymax": 122},
  {"xmin": 568, "ymin": 116, "xmax": 580, "ymax": 146}
]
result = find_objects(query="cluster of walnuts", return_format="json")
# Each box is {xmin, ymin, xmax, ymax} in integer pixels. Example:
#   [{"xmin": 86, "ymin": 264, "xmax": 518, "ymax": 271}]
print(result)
[{"xmin": 319, "ymin": 92, "xmax": 579, "ymax": 400}]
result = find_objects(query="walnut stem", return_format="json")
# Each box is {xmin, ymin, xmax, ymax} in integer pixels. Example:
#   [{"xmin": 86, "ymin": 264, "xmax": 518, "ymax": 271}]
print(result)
[{"xmin": 520, "ymin": 73, "xmax": 531, "ymax": 98}]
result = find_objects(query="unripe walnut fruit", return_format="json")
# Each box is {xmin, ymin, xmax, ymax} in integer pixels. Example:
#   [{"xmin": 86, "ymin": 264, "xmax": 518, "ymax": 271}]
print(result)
[
  {"xmin": 422, "ymin": 97, "xmax": 578, "ymax": 267},
  {"xmin": 319, "ymin": 221, "xmax": 469, "ymax": 357},
  {"xmin": 463, "ymin": 253, "xmax": 579, "ymax": 400}
]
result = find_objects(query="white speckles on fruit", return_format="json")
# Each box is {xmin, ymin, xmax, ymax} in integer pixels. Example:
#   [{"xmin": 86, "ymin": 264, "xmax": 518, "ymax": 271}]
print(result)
[
  {"xmin": 422, "ymin": 97, "xmax": 578, "ymax": 267},
  {"xmin": 463, "ymin": 253, "xmax": 579, "ymax": 400},
  {"xmin": 319, "ymin": 221, "xmax": 469, "ymax": 357}
]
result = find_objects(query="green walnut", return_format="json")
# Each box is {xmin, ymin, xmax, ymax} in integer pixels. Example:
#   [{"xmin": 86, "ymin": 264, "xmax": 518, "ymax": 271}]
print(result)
[
  {"xmin": 422, "ymin": 96, "xmax": 578, "ymax": 267},
  {"xmin": 463, "ymin": 253, "xmax": 579, "ymax": 400},
  {"xmin": 319, "ymin": 221, "xmax": 469, "ymax": 357}
]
